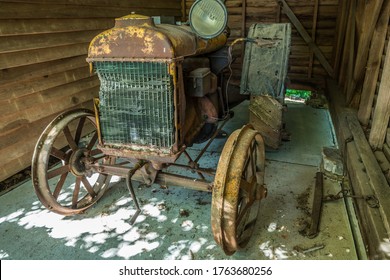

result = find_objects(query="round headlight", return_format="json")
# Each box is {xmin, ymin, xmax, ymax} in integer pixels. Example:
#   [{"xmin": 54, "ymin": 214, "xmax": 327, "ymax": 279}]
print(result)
[{"xmin": 189, "ymin": 0, "xmax": 228, "ymax": 39}]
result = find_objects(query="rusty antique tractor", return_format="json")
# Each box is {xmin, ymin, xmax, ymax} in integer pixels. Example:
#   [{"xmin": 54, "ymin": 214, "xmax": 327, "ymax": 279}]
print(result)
[{"xmin": 31, "ymin": 0, "xmax": 289, "ymax": 255}]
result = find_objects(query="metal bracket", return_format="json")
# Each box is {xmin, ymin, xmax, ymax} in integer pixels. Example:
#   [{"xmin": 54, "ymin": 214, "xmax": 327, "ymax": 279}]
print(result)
[{"xmin": 126, "ymin": 160, "xmax": 147, "ymax": 225}]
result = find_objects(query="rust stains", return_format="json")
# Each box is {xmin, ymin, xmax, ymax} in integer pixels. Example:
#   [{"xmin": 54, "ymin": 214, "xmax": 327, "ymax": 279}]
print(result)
[{"xmin": 87, "ymin": 14, "xmax": 228, "ymax": 61}]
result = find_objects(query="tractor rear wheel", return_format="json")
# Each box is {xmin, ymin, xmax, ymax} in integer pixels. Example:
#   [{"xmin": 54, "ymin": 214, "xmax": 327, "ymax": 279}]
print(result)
[{"xmin": 211, "ymin": 124, "xmax": 267, "ymax": 255}]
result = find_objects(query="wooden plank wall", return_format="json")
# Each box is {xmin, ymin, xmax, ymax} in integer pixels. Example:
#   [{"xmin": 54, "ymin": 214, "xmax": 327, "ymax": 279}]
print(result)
[
  {"xmin": 332, "ymin": 0, "xmax": 390, "ymax": 178},
  {"xmin": 373, "ymin": 26, "xmax": 390, "ymax": 184},
  {"xmin": 184, "ymin": 0, "xmax": 339, "ymax": 89},
  {"xmin": 0, "ymin": 0, "xmax": 182, "ymax": 182},
  {"xmin": 330, "ymin": 0, "xmax": 390, "ymax": 256}
]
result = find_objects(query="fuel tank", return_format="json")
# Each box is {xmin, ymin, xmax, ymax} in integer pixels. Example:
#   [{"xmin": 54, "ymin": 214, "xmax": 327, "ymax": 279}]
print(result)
[{"xmin": 87, "ymin": 14, "xmax": 229, "ymax": 61}]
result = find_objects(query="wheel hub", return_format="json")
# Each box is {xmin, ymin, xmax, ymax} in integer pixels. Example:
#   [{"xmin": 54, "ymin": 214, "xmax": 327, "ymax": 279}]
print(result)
[{"xmin": 69, "ymin": 148, "xmax": 89, "ymax": 176}]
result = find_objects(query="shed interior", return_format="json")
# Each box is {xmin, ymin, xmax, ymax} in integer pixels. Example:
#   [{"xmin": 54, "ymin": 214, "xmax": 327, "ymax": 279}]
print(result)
[{"xmin": 0, "ymin": 0, "xmax": 390, "ymax": 259}]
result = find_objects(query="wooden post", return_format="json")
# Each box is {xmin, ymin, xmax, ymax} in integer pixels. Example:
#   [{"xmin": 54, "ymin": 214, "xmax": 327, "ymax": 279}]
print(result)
[
  {"xmin": 241, "ymin": 0, "xmax": 247, "ymax": 60},
  {"xmin": 241, "ymin": 0, "xmax": 246, "ymax": 37},
  {"xmin": 339, "ymin": 0, "xmax": 356, "ymax": 87},
  {"xmin": 332, "ymin": 0, "xmax": 349, "ymax": 78},
  {"xmin": 308, "ymin": 0, "xmax": 319, "ymax": 78},
  {"xmin": 369, "ymin": 40, "xmax": 390, "ymax": 150},
  {"xmin": 355, "ymin": 0, "xmax": 366, "ymax": 40},
  {"xmin": 358, "ymin": 0, "xmax": 390, "ymax": 126},
  {"xmin": 181, "ymin": 0, "xmax": 186, "ymax": 22},
  {"xmin": 276, "ymin": 1, "xmax": 281, "ymax": 23},
  {"xmin": 345, "ymin": 0, "xmax": 384, "ymax": 105}
]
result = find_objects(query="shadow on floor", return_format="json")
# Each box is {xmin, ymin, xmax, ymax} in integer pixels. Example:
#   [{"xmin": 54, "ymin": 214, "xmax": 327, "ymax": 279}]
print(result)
[{"xmin": 0, "ymin": 101, "xmax": 359, "ymax": 260}]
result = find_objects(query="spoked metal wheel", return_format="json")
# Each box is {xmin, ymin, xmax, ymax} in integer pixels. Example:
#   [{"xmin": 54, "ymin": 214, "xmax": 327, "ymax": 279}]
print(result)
[
  {"xmin": 32, "ymin": 108, "xmax": 113, "ymax": 215},
  {"xmin": 211, "ymin": 124, "xmax": 267, "ymax": 255}
]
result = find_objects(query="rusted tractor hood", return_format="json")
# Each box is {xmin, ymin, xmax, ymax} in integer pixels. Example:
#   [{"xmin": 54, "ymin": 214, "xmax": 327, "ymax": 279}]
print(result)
[{"xmin": 87, "ymin": 14, "xmax": 228, "ymax": 61}]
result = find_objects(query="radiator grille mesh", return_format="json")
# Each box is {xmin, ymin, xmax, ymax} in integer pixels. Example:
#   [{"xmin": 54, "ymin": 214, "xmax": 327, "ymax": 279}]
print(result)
[{"xmin": 94, "ymin": 61, "xmax": 175, "ymax": 150}]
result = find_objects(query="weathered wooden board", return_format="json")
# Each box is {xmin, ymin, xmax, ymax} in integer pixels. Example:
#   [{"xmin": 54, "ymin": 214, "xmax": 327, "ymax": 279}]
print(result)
[
  {"xmin": 346, "ymin": 141, "xmax": 388, "ymax": 259},
  {"xmin": 240, "ymin": 23, "xmax": 291, "ymax": 102},
  {"xmin": 249, "ymin": 96, "xmax": 283, "ymax": 149},
  {"xmin": 348, "ymin": 115, "xmax": 390, "ymax": 234},
  {"xmin": 0, "ymin": 101, "xmax": 94, "ymax": 182},
  {"xmin": 0, "ymin": 0, "xmax": 182, "ymax": 182},
  {"xmin": 369, "ymin": 39, "xmax": 390, "ymax": 150},
  {"xmin": 327, "ymin": 79, "xmax": 389, "ymax": 259},
  {"xmin": 0, "ymin": 43, "xmax": 90, "ymax": 70},
  {"xmin": 0, "ymin": 80, "xmax": 100, "ymax": 133},
  {"xmin": 0, "ymin": 30, "xmax": 102, "ymax": 53},
  {"xmin": 0, "ymin": 55, "xmax": 87, "ymax": 85},
  {"xmin": 0, "ymin": 2, "xmax": 181, "ymax": 19},
  {"xmin": 357, "ymin": 0, "xmax": 390, "ymax": 126},
  {"xmin": 0, "ymin": 19, "xmax": 114, "ymax": 36},
  {"xmin": 0, "ymin": 66, "xmax": 91, "ymax": 101}
]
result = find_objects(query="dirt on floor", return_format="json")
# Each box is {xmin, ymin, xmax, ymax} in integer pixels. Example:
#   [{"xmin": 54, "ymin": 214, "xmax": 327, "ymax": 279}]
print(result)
[{"xmin": 0, "ymin": 168, "xmax": 31, "ymax": 195}]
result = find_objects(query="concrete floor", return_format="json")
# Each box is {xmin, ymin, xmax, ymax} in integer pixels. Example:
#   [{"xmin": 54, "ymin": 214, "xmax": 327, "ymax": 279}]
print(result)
[{"xmin": 0, "ymin": 100, "xmax": 360, "ymax": 260}]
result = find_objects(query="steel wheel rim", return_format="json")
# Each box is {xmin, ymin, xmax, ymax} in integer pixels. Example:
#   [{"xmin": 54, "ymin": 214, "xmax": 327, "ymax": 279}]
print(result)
[
  {"xmin": 32, "ymin": 109, "xmax": 112, "ymax": 215},
  {"xmin": 211, "ymin": 124, "xmax": 266, "ymax": 255}
]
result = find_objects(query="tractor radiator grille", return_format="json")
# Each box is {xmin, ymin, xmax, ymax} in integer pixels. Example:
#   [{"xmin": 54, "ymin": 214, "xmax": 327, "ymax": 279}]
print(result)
[{"xmin": 94, "ymin": 61, "xmax": 175, "ymax": 151}]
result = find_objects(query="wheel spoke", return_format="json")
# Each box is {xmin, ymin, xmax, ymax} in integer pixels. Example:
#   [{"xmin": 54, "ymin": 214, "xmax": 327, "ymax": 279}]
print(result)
[
  {"xmin": 32, "ymin": 110, "xmax": 111, "ymax": 215},
  {"xmin": 63, "ymin": 125, "xmax": 78, "ymax": 151},
  {"xmin": 74, "ymin": 117, "xmax": 86, "ymax": 145},
  {"xmin": 81, "ymin": 176, "xmax": 97, "ymax": 198},
  {"xmin": 50, "ymin": 147, "xmax": 66, "ymax": 161},
  {"xmin": 72, "ymin": 177, "xmax": 81, "ymax": 209},
  {"xmin": 250, "ymin": 142, "xmax": 257, "ymax": 179},
  {"xmin": 241, "ymin": 179, "xmax": 253, "ymax": 195},
  {"xmin": 243, "ymin": 154, "xmax": 250, "ymax": 178},
  {"xmin": 48, "ymin": 164, "xmax": 70, "ymax": 179},
  {"xmin": 211, "ymin": 126, "xmax": 265, "ymax": 255},
  {"xmin": 86, "ymin": 132, "xmax": 98, "ymax": 150},
  {"xmin": 90, "ymin": 148, "xmax": 103, "ymax": 157},
  {"xmin": 53, "ymin": 172, "xmax": 68, "ymax": 199},
  {"xmin": 242, "ymin": 219, "xmax": 257, "ymax": 234},
  {"xmin": 236, "ymin": 200, "xmax": 252, "ymax": 227},
  {"xmin": 256, "ymin": 170, "xmax": 265, "ymax": 185}
]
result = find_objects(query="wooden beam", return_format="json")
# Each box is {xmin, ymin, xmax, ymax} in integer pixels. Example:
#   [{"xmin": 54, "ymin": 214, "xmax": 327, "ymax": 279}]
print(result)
[
  {"xmin": 332, "ymin": 0, "xmax": 349, "ymax": 77},
  {"xmin": 327, "ymin": 79, "xmax": 389, "ymax": 259},
  {"xmin": 374, "ymin": 150, "xmax": 390, "ymax": 183},
  {"xmin": 339, "ymin": 0, "xmax": 356, "ymax": 87},
  {"xmin": 345, "ymin": 0, "xmax": 385, "ymax": 104},
  {"xmin": 241, "ymin": 0, "xmax": 247, "ymax": 60},
  {"xmin": 181, "ymin": 0, "xmax": 186, "ymax": 22},
  {"xmin": 346, "ymin": 141, "xmax": 388, "ymax": 259},
  {"xmin": 358, "ymin": 0, "xmax": 390, "ymax": 126},
  {"xmin": 277, "ymin": 0, "xmax": 335, "ymax": 77},
  {"xmin": 369, "ymin": 40, "xmax": 390, "ymax": 149},
  {"xmin": 343, "ymin": 3, "xmax": 357, "ymax": 102},
  {"xmin": 308, "ymin": 0, "xmax": 319, "ymax": 78},
  {"xmin": 348, "ymin": 115, "xmax": 390, "ymax": 234},
  {"xmin": 355, "ymin": 0, "xmax": 366, "ymax": 41},
  {"xmin": 241, "ymin": 0, "xmax": 246, "ymax": 37},
  {"xmin": 276, "ymin": 1, "xmax": 281, "ymax": 23}
]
